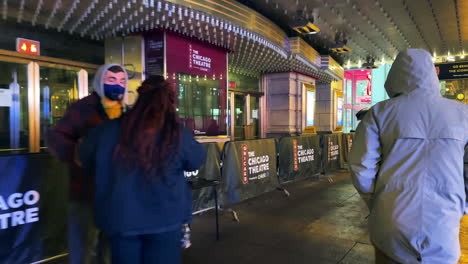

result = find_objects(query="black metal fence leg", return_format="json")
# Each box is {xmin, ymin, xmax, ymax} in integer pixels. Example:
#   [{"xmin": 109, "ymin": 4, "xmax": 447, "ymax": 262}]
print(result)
[{"xmin": 214, "ymin": 188, "xmax": 219, "ymax": 241}]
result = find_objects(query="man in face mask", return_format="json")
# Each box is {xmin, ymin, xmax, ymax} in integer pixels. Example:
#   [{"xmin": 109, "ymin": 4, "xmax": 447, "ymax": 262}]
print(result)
[{"xmin": 48, "ymin": 64, "xmax": 128, "ymax": 264}]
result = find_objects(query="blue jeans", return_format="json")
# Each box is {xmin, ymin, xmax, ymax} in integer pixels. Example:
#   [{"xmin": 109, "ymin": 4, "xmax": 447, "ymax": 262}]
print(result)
[{"xmin": 109, "ymin": 230, "xmax": 181, "ymax": 264}]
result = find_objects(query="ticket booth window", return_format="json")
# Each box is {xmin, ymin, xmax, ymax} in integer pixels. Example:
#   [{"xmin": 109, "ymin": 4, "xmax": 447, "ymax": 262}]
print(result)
[
  {"xmin": 337, "ymin": 97, "xmax": 343, "ymax": 126},
  {"xmin": 336, "ymin": 91, "xmax": 344, "ymax": 131},
  {"xmin": 177, "ymin": 73, "xmax": 226, "ymax": 136},
  {"xmin": 303, "ymin": 83, "xmax": 316, "ymax": 134}
]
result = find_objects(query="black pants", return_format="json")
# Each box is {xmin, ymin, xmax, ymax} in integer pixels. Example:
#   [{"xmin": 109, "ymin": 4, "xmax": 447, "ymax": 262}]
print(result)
[
  {"xmin": 68, "ymin": 201, "xmax": 110, "ymax": 264},
  {"xmin": 109, "ymin": 230, "xmax": 181, "ymax": 264}
]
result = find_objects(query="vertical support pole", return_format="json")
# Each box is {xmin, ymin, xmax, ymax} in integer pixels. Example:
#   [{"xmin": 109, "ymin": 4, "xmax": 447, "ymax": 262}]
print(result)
[
  {"xmin": 28, "ymin": 62, "xmax": 40, "ymax": 152},
  {"xmin": 78, "ymin": 69, "xmax": 88, "ymax": 99}
]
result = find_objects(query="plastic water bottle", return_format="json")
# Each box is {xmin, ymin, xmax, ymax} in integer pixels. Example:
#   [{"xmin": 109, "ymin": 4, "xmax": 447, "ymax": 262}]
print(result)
[{"xmin": 181, "ymin": 224, "xmax": 192, "ymax": 249}]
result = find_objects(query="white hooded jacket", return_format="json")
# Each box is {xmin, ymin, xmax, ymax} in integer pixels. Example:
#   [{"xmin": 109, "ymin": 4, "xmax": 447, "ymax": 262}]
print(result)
[{"xmin": 349, "ymin": 49, "xmax": 468, "ymax": 264}]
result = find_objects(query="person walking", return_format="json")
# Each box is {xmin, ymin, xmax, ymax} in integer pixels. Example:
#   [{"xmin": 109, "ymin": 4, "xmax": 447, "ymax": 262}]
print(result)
[
  {"xmin": 47, "ymin": 64, "xmax": 128, "ymax": 264},
  {"xmin": 79, "ymin": 75, "xmax": 206, "ymax": 264},
  {"xmin": 349, "ymin": 49, "xmax": 468, "ymax": 264}
]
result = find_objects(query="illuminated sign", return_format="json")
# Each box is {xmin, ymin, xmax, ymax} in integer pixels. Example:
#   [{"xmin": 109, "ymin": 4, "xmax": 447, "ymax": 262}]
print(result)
[
  {"xmin": 306, "ymin": 90, "xmax": 315, "ymax": 127},
  {"xmin": 16, "ymin": 38, "xmax": 40, "ymax": 55},
  {"xmin": 189, "ymin": 45, "xmax": 212, "ymax": 72},
  {"xmin": 436, "ymin": 62, "xmax": 468, "ymax": 80}
]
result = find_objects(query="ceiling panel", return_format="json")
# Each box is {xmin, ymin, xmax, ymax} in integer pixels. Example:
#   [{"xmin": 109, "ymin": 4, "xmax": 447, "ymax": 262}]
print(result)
[
  {"xmin": 238, "ymin": 0, "xmax": 468, "ymax": 64},
  {"xmin": 2, "ymin": 0, "xmax": 467, "ymax": 66}
]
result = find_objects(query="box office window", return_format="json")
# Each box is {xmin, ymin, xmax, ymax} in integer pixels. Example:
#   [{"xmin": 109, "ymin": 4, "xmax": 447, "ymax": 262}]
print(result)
[{"xmin": 177, "ymin": 73, "xmax": 227, "ymax": 136}]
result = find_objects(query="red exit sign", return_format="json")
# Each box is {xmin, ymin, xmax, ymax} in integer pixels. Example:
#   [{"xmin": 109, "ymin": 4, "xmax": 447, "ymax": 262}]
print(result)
[{"xmin": 16, "ymin": 38, "xmax": 40, "ymax": 55}]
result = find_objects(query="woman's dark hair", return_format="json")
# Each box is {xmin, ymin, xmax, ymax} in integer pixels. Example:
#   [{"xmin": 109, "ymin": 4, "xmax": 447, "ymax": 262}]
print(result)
[{"xmin": 114, "ymin": 75, "xmax": 181, "ymax": 175}]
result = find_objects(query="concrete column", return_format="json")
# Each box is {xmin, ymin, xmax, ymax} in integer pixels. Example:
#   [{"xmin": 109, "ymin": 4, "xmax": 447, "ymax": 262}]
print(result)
[{"xmin": 264, "ymin": 72, "xmax": 315, "ymax": 138}]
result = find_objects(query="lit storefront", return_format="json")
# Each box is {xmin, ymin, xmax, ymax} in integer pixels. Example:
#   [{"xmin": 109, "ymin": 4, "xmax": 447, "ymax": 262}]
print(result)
[
  {"xmin": 436, "ymin": 61, "xmax": 468, "ymax": 103},
  {"xmin": 227, "ymin": 72, "xmax": 262, "ymax": 140},
  {"xmin": 105, "ymin": 30, "xmax": 229, "ymax": 140},
  {"xmin": 343, "ymin": 69, "xmax": 372, "ymax": 132},
  {"xmin": 146, "ymin": 31, "xmax": 228, "ymax": 138},
  {"xmin": 343, "ymin": 64, "xmax": 391, "ymax": 132},
  {"xmin": 0, "ymin": 37, "xmax": 99, "ymax": 154}
]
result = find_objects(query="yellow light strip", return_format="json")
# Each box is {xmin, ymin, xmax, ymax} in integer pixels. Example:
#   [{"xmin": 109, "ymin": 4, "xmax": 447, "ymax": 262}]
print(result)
[
  {"xmin": 0, "ymin": 49, "xmax": 98, "ymax": 71},
  {"xmin": 30, "ymin": 253, "xmax": 68, "ymax": 264}
]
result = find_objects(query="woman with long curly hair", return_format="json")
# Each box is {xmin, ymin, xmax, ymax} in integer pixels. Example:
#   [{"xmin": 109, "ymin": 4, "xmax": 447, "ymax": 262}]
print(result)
[{"xmin": 79, "ymin": 75, "xmax": 206, "ymax": 264}]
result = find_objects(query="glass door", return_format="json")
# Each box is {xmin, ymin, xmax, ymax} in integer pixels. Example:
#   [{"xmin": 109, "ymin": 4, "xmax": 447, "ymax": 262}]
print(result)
[
  {"xmin": 249, "ymin": 95, "xmax": 261, "ymax": 139},
  {"xmin": 0, "ymin": 61, "xmax": 29, "ymax": 154},
  {"xmin": 234, "ymin": 93, "xmax": 247, "ymax": 140},
  {"xmin": 40, "ymin": 67, "xmax": 80, "ymax": 147},
  {"xmin": 0, "ymin": 49, "xmax": 98, "ymax": 154}
]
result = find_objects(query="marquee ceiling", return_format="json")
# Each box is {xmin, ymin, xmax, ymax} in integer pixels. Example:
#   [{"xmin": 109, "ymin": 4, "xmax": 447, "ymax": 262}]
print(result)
[
  {"xmin": 2, "ymin": 0, "xmax": 340, "ymax": 81},
  {"xmin": 240, "ymin": 0, "xmax": 468, "ymax": 65}
]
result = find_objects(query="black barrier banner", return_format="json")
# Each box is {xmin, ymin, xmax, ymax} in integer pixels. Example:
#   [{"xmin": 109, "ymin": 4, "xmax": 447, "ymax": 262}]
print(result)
[
  {"xmin": 278, "ymin": 135, "xmax": 321, "ymax": 184},
  {"xmin": 221, "ymin": 139, "xmax": 278, "ymax": 205},
  {"xmin": 343, "ymin": 133, "xmax": 354, "ymax": 162},
  {"xmin": 0, "ymin": 153, "xmax": 68, "ymax": 264},
  {"xmin": 322, "ymin": 134, "xmax": 341, "ymax": 172},
  {"xmin": 339, "ymin": 133, "xmax": 354, "ymax": 169},
  {"xmin": 185, "ymin": 143, "xmax": 221, "ymax": 213}
]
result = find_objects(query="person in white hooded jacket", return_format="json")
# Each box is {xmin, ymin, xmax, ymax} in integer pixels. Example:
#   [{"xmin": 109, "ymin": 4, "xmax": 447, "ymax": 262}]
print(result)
[{"xmin": 349, "ymin": 49, "xmax": 468, "ymax": 264}]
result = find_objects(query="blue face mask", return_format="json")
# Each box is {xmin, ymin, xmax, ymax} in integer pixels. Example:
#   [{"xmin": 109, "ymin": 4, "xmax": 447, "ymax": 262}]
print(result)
[{"xmin": 103, "ymin": 83, "xmax": 125, "ymax": 101}]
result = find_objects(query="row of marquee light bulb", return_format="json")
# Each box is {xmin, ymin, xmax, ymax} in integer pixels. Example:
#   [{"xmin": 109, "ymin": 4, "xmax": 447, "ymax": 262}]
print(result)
[
  {"xmin": 16, "ymin": 0, "xmax": 320, "ymax": 76},
  {"xmin": 168, "ymin": 73, "xmax": 223, "ymax": 81},
  {"xmin": 44, "ymin": 0, "xmax": 288, "ymax": 58},
  {"xmin": 345, "ymin": 51, "xmax": 467, "ymax": 69}
]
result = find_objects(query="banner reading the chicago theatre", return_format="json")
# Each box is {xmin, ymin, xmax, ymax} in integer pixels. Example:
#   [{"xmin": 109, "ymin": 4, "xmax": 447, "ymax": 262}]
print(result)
[
  {"xmin": 340, "ymin": 133, "xmax": 354, "ymax": 168},
  {"xmin": 278, "ymin": 135, "xmax": 321, "ymax": 183},
  {"xmin": 322, "ymin": 134, "xmax": 341, "ymax": 172},
  {"xmin": 0, "ymin": 153, "xmax": 68, "ymax": 263},
  {"xmin": 221, "ymin": 139, "xmax": 278, "ymax": 205}
]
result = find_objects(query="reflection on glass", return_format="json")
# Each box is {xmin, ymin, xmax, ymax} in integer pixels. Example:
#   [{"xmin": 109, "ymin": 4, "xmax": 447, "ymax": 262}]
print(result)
[
  {"xmin": 356, "ymin": 79, "xmax": 372, "ymax": 103},
  {"xmin": 177, "ymin": 73, "xmax": 226, "ymax": 136},
  {"xmin": 234, "ymin": 94, "xmax": 246, "ymax": 127},
  {"xmin": 440, "ymin": 79, "xmax": 468, "ymax": 104},
  {"xmin": 88, "ymin": 72, "xmax": 96, "ymax": 94},
  {"xmin": 346, "ymin": 79, "xmax": 352, "ymax": 104},
  {"xmin": 227, "ymin": 93, "xmax": 231, "ymax": 137},
  {"xmin": 306, "ymin": 90, "xmax": 315, "ymax": 127},
  {"xmin": 0, "ymin": 62, "xmax": 28, "ymax": 154},
  {"xmin": 233, "ymin": 94, "xmax": 246, "ymax": 140},
  {"xmin": 40, "ymin": 67, "xmax": 79, "ymax": 147},
  {"xmin": 345, "ymin": 109, "xmax": 353, "ymax": 131},
  {"xmin": 250, "ymin": 95, "xmax": 260, "ymax": 139},
  {"xmin": 337, "ymin": 97, "xmax": 344, "ymax": 127}
]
